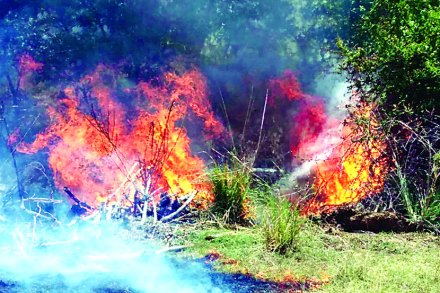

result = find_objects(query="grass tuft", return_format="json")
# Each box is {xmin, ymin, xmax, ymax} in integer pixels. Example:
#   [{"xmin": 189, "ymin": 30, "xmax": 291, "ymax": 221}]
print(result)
[
  {"xmin": 209, "ymin": 158, "xmax": 253, "ymax": 224},
  {"xmin": 260, "ymin": 195, "xmax": 305, "ymax": 255}
]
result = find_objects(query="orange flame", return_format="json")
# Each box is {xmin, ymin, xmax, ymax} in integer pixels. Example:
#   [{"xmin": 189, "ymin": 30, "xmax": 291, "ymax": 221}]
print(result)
[
  {"xmin": 305, "ymin": 104, "xmax": 388, "ymax": 214},
  {"xmin": 269, "ymin": 72, "xmax": 388, "ymax": 214},
  {"xmin": 17, "ymin": 65, "xmax": 224, "ymax": 208}
]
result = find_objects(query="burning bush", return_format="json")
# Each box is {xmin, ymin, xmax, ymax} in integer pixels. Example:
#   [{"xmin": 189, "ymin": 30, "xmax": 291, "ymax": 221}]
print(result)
[
  {"xmin": 306, "ymin": 103, "xmax": 389, "ymax": 214},
  {"xmin": 13, "ymin": 65, "xmax": 225, "ymax": 220},
  {"xmin": 267, "ymin": 72, "xmax": 389, "ymax": 215}
]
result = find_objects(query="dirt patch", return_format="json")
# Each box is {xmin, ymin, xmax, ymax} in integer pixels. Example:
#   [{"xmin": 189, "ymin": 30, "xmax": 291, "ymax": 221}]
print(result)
[{"xmin": 319, "ymin": 206, "xmax": 422, "ymax": 233}]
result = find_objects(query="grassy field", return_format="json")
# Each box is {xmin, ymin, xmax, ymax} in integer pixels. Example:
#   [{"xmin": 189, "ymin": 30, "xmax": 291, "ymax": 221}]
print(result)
[{"xmin": 172, "ymin": 222, "xmax": 440, "ymax": 292}]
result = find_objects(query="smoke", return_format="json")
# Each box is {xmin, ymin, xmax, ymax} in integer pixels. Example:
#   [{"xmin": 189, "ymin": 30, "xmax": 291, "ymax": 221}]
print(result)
[
  {"xmin": 0, "ymin": 3, "xmax": 358, "ymax": 289},
  {"xmin": 0, "ymin": 122, "xmax": 17, "ymax": 200},
  {"xmin": 312, "ymin": 73, "xmax": 349, "ymax": 114},
  {"xmin": 272, "ymin": 71, "xmax": 349, "ymax": 181},
  {"xmin": 0, "ymin": 0, "xmax": 357, "ymax": 191},
  {"xmin": 0, "ymin": 219, "xmax": 227, "ymax": 292},
  {"xmin": 0, "ymin": 0, "xmax": 351, "ymax": 81}
]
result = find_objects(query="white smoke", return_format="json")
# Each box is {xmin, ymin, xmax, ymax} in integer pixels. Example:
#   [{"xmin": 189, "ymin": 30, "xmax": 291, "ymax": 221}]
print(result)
[
  {"xmin": 313, "ymin": 72, "xmax": 350, "ymax": 117},
  {"xmin": 0, "ymin": 220, "xmax": 226, "ymax": 292}
]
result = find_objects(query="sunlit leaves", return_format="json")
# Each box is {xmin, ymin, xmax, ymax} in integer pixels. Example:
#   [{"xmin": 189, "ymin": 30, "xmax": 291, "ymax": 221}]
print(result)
[{"xmin": 339, "ymin": 0, "xmax": 440, "ymax": 113}]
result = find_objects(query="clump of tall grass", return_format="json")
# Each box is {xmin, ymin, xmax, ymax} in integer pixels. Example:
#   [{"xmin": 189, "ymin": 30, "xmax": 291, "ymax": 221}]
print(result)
[
  {"xmin": 260, "ymin": 194, "xmax": 305, "ymax": 255},
  {"xmin": 390, "ymin": 125, "xmax": 440, "ymax": 231},
  {"xmin": 209, "ymin": 157, "xmax": 254, "ymax": 225}
]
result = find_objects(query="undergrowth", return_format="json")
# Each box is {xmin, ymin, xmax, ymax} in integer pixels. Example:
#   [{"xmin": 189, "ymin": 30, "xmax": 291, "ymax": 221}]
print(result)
[
  {"xmin": 259, "ymin": 195, "xmax": 305, "ymax": 255},
  {"xmin": 209, "ymin": 157, "xmax": 254, "ymax": 225},
  {"xmin": 393, "ymin": 150, "xmax": 440, "ymax": 231}
]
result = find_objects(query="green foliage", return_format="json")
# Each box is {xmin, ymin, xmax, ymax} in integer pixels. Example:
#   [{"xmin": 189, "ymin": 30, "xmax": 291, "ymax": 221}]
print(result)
[
  {"xmin": 0, "ymin": 0, "xmax": 352, "ymax": 83},
  {"xmin": 339, "ymin": 0, "xmax": 440, "ymax": 229},
  {"xmin": 201, "ymin": 0, "xmax": 352, "ymax": 79},
  {"xmin": 209, "ymin": 158, "xmax": 253, "ymax": 225},
  {"xmin": 260, "ymin": 195, "xmax": 305, "ymax": 255},
  {"xmin": 209, "ymin": 157, "xmax": 306, "ymax": 254},
  {"xmin": 423, "ymin": 192, "xmax": 440, "ymax": 224},
  {"xmin": 338, "ymin": 0, "xmax": 440, "ymax": 113},
  {"xmin": 0, "ymin": 0, "xmax": 207, "ymax": 83}
]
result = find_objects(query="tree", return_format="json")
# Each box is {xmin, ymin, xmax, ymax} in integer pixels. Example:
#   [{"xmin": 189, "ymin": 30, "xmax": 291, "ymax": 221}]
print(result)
[
  {"xmin": 339, "ymin": 0, "xmax": 440, "ymax": 225},
  {"xmin": 338, "ymin": 0, "xmax": 440, "ymax": 114}
]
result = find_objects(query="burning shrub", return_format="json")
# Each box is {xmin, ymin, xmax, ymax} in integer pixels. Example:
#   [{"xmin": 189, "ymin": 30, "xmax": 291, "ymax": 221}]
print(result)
[
  {"xmin": 337, "ymin": 0, "xmax": 440, "ymax": 227},
  {"xmin": 9, "ymin": 64, "xmax": 226, "ymax": 221},
  {"xmin": 305, "ymin": 103, "xmax": 389, "ymax": 214},
  {"xmin": 269, "ymin": 71, "xmax": 389, "ymax": 215}
]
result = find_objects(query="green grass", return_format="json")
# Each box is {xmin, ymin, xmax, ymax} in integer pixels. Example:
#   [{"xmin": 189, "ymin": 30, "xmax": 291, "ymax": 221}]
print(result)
[
  {"xmin": 175, "ymin": 222, "xmax": 440, "ymax": 292},
  {"xmin": 395, "ymin": 152, "xmax": 440, "ymax": 229},
  {"xmin": 209, "ymin": 160, "xmax": 253, "ymax": 224},
  {"xmin": 260, "ymin": 196, "xmax": 304, "ymax": 255}
]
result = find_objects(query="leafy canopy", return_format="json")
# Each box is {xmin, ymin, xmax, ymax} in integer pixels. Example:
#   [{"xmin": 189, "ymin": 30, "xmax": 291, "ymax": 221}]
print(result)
[{"xmin": 339, "ymin": 0, "xmax": 440, "ymax": 113}]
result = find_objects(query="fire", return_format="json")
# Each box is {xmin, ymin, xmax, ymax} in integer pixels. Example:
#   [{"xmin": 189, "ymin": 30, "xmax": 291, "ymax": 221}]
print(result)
[
  {"xmin": 305, "ymin": 104, "xmax": 388, "ymax": 214},
  {"xmin": 15, "ymin": 63, "xmax": 387, "ymax": 214},
  {"xmin": 268, "ymin": 70, "xmax": 303, "ymax": 103},
  {"xmin": 270, "ymin": 71, "xmax": 388, "ymax": 214},
  {"xmin": 17, "ymin": 65, "xmax": 224, "ymax": 208},
  {"xmin": 269, "ymin": 71, "xmax": 338, "ymax": 160}
]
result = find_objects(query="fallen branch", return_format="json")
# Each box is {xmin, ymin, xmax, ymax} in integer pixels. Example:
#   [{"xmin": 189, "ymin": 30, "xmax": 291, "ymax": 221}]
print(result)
[
  {"xmin": 63, "ymin": 187, "xmax": 93, "ymax": 210},
  {"xmin": 139, "ymin": 186, "xmax": 163, "ymax": 225},
  {"xmin": 109, "ymin": 162, "xmax": 141, "ymax": 200},
  {"xmin": 22, "ymin": 207, "xmax": 52, "ymax": 220},
  {"xmin": 160, "ymin": 191, "xmax": 197, "ymax": 222},
  {"xmin": 23, "ymin": 197, "xmax": 63, "ymax": 204},
  {"xmin": 252, "ymin": 168, "xmax": 283, "ymax": 174}
]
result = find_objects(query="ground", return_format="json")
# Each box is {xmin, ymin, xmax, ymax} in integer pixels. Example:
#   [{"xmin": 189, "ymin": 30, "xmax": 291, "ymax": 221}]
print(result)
[{"xmin": 164, "ymin": 221, "xmax": 440, "ymax": 292}]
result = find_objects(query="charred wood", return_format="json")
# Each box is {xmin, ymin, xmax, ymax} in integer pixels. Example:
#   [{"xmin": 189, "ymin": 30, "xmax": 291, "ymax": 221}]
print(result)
[{"xmin": 63, "ymin": 187, "xmax": 93, "ymax": 215}]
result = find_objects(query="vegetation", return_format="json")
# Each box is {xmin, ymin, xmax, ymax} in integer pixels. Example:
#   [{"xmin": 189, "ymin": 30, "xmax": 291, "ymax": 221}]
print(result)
[
  {"xmin": 174, "ymin": 222, "xmax": 440, "ymax": 293},
  {"xmin": 338, "ymin": 0, "xmax": 440, "ymax": 113},
  {"xmin": 1, "ymin": 0, "xmax": 440, "ymax": 291},
  {"xmin": 209, "ymin": 158, "xmax": 254, "ymax": 225},
  {"xmin": 384, "ymin": 122, "xmax": 440, "ymax": 229},
  {"xmin": 338, "ymin": 0, "xmax": 440, "ymax": 227},
  {"xmin": 259, "ymin": 195, "xmax": 304, "ymax": 255}
]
